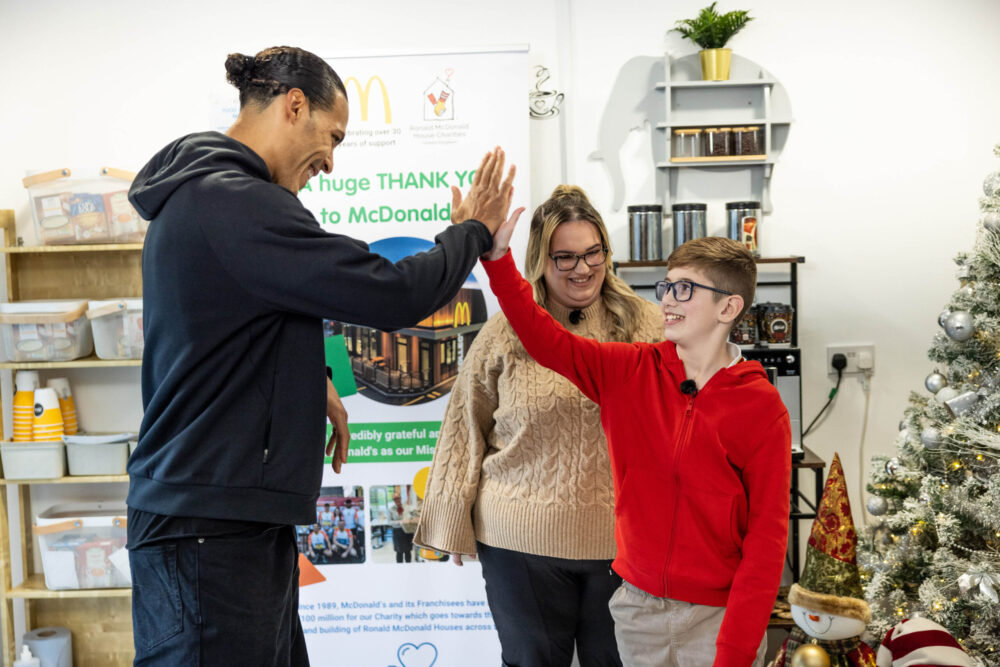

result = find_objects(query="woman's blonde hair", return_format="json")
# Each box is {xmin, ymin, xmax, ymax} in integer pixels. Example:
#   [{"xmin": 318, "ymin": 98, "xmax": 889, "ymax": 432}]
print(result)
[{"xmin": 524, "ymin": 185, "xmax": 649, "ymax": 342}]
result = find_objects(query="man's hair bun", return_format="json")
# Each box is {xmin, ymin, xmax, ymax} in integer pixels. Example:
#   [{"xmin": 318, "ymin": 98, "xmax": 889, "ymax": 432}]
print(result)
[{"xmin": 224, "ymin": 53, "xmax": 255, "ymax": 89}]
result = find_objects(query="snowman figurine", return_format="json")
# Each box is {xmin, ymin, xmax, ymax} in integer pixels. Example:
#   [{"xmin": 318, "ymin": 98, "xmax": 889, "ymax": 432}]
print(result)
[{"xmin": 769, "ymin": 454, "xmax": 877, "ymax": 667}]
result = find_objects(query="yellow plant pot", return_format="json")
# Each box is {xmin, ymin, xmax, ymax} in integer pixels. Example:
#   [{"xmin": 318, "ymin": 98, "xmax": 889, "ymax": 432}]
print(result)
[{"xmin": 700, "ymin": 48, "xmax": 732, "ymax": 81}]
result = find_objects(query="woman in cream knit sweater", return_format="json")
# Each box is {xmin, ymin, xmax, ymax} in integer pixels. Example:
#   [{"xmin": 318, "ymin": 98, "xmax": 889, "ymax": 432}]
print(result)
[{"xmin": 414, "ymin": 186, "xmax": 663, "ymax": 667}]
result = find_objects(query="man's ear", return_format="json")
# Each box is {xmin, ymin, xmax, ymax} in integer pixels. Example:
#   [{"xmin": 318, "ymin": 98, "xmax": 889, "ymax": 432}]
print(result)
[
  {"xmin": 283, "ymin": 88, "xmax": 309, "ymax": 122},
  {"xmin": 719, "ymin": 294, "xmax": 744, "ymax": 324}
]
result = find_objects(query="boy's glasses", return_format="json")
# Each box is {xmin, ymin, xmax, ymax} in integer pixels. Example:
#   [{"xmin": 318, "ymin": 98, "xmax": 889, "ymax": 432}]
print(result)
[
  {"xmin": 548, "ymin": 247, "xmax": 608, "ymax": 271},
  {"xmin": 655, "ymin": 279, "xmax": 733, "ymax": 302}
]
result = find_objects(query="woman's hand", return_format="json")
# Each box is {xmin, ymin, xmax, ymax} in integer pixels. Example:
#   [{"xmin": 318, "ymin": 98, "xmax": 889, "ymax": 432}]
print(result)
[{"xmin": 449, "ymin": 552, "xmax": 478, "ymax": 567}]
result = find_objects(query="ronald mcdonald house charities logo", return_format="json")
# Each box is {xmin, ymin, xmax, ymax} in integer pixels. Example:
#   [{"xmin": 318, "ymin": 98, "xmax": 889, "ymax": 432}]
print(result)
[{"xmin": 343, "ymin": 75, "xmax": 392, "ymax": 123}]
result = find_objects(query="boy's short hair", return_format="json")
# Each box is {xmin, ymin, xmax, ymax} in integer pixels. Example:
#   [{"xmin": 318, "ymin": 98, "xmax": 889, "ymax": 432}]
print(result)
[{"xmin": 666, "ymin": 238, "xmax": 756, "ymax": 324}]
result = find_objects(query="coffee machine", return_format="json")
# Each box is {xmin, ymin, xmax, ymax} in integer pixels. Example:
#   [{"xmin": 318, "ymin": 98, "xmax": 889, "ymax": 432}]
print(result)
[{"xmin": 741, "ymin": 348, "xmax": 803, "ymax": 460}]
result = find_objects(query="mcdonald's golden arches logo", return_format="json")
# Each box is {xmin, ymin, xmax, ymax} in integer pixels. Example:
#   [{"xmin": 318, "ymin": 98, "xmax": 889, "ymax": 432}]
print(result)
[
  {"xmin": 343, "ymin": 75, "xmax": 392, "ymax": 123},
  {"xmin": 453, "ymin": 302, "xmax": 471, "ymax": 327}
]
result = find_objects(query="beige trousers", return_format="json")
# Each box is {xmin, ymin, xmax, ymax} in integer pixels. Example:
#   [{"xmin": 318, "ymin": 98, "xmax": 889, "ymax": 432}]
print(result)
[{"xmin": 609, "ymin": 581, "xmax": 767, "ymax": 667}]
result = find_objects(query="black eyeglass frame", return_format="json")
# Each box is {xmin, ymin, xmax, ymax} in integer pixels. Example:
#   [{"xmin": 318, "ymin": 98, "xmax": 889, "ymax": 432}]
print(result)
[
  {"xmin": 654, "ymin": 279, "xmax": 733, "ymax": 302},
  {"xmin": 547, "ymin": 247, "xmax": 609, "ymax": 272}
]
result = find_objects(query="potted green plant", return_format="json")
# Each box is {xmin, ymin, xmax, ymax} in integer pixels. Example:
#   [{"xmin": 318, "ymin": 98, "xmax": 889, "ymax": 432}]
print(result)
[{"xmin": 670, "ymin": 3, "xmax": 754, "ymax": 81}]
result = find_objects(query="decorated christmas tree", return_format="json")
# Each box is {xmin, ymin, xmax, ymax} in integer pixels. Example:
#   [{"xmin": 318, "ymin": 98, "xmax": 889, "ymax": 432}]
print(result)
[{"xmin": 859, "ymin": 145, "xmax": 1000, "ymax": 663}]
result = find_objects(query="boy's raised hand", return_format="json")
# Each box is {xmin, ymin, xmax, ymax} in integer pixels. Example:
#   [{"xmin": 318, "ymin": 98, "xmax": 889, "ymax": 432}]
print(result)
[{"xmin": 482, "ymin": 186, "xmax": 525, "ymax": 261}]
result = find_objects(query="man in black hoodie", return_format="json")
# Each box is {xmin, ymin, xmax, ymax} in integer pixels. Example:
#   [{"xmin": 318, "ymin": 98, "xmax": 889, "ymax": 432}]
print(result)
[{"xmin": 126, "ymin": 46, "xmax": 517, "ymax": 666}]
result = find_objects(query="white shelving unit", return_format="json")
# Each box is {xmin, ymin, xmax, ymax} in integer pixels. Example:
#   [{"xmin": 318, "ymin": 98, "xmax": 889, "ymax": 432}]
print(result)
[{"xmin": 655, "ymin": 53, "xmax": 793, "ymax": 216}]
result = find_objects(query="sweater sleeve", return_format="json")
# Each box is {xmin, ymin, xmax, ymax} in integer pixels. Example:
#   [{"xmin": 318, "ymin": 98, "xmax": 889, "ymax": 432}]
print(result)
[
  {"xmin": 413, "ymin": 318, "xmax": 502, "ymax": 555},
  {"xmin": 482, "ymin": 251, "xmax": 635, "ymax": 404},
  {"xmin": 715, "ymin": 410, "xmax": 792, "ymax": 666},
  {"xmin": 198, "ymin": 178, "xmax": 493, "ymax": 331}
]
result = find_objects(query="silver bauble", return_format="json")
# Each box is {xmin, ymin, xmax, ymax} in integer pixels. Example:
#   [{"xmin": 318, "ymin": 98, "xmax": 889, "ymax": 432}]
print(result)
[
  {"xmin": 959, "ymin": 284, "xmax": 975, "ymax": 298},
  {"xmin": 938, "ymin": 309, "xmax": 951, "ymax": 329},
  {"xmin": 935, "ymin": 386, "xmax": 959, "ymax": 403},
  {"xmin": 944, "ymin": 311, "xmax": 975, "ymax": 341},
  {"xmin": 918, "ymin": 492, "xmax": 931, "ymax": 504},
  {"xmin": 886, "ymin": 457, "xmax": 901, "ymax": 476},
  {"xmin": 945, "ymin": 390, "xmax": 981, "ymax": 417},
  {"xmin": 985, "ymin": 171, "xmax": 1000, "ymax": 197},
  {"xmin": 982, "ymin": 211, "xmax": 1000, "ymax": 233},
  {"xmin": 921, "ymin": 426, "xmax": 943, "ymax": 450},
  {"xmin": 924, "ymin": 372, "xmax": 947, "ymax": 394},
  {"xmin": 867, "ymin": 496, "xmax": 889, "ymax": 516}
]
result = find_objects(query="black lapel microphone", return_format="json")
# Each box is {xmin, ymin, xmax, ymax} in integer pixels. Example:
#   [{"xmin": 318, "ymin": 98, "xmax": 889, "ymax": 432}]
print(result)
[
  {"xmin": 568, "ymin": 309, "xmax": 584, "ymax": 324},
  {"xmin": 679, "ymin": 379, "xmax": 698, "ymax": 397}
]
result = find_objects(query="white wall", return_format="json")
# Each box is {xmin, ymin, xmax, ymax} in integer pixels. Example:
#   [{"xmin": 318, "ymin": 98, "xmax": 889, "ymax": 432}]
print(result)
[{"xmin": 1, "ymin": 0, "xmax": 1000, "ymax": 643}]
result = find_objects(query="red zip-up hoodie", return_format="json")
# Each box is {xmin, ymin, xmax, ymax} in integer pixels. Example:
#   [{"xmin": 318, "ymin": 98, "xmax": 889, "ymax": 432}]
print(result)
[{"xmin": 483, "ymin": 252, "xmax": 791, "ymax": 666}]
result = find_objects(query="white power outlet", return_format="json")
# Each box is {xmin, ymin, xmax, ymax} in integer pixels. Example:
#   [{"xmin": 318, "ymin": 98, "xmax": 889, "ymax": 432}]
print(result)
[{"xmin": 827, "ymin": 344, "xmax": 875, "ymax": 377}]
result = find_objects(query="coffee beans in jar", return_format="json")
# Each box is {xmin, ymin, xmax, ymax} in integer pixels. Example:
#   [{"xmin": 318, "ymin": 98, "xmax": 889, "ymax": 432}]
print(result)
[
  {"xmin": 733, "ymin": 126, "xmax": 763, "ymax": 156},
  {"xmin": 703, "ymin": 128, "xmax": 732, "ymax": 157}
]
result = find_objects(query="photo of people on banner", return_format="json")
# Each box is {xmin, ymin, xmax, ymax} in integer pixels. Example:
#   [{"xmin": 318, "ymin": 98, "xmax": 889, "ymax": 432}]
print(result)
[
  {"xmin": 369, "ymin": 484, "xmax": 449, "ymax": 564},
  {"xmin": 297, "ymin": 486, "xmax": 365, "ymax": 565}
]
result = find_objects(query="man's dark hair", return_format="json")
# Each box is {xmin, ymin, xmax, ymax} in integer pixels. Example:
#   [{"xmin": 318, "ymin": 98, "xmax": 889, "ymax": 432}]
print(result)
[{"xmin": 225, "ymin": 46, "xmax": 347, "ymax": 111}]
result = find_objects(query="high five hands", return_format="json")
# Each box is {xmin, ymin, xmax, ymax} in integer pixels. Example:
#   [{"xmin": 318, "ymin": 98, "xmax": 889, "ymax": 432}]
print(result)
[{"xmin": 450, "ymin": 147, "xmax": 525, "ymax": 256}]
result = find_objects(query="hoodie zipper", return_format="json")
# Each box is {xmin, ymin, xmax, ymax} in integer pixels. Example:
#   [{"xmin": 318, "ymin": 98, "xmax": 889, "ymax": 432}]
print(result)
[{"xmin": 662, "ymin": 393, "xmax": 696, "ymax": 598}]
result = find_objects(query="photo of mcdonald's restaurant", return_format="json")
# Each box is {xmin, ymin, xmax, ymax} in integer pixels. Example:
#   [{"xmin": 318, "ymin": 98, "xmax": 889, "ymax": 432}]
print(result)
[{"xmin": 328, "ymin": 282, "xmax": 487, "ymax": 406}]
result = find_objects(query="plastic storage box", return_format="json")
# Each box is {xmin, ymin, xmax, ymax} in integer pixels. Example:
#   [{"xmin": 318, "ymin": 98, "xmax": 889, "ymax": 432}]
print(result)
[
  {"xmin": 0, "ymin": 300, "xmax": 93, "ymax": 362},
  {"xmin": 87, "ymin": 299, "xmax": 143, "ymax": 359},
  {"xmin": 66, "ymin": 440, "xmax": 129, "ymax": 476},
  {"xmin": 22, "ymin": 167, "xmax": 147, "ymax": 246},
  {"xmin": 35, "ymin": 502, "xmax": 130, "ymax": 590},
  {"xmin": 0, "ymin": 441, "xmax": 66, "ymax": 480}
]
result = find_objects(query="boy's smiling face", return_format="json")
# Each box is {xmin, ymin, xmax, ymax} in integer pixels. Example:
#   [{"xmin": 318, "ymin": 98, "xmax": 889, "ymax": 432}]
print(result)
[{"xmin": 660, "ymin": 264, "xmax": 741, "ymax": 345}]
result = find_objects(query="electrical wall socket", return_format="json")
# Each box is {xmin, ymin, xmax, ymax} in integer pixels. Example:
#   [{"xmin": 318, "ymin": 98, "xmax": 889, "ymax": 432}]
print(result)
[{"xmin": 826, "ymin": 344, "xmax": 875, "ymax": 377}]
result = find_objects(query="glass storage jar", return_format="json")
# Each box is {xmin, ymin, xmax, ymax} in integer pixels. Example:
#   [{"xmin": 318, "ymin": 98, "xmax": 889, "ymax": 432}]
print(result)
[
  {"xmin": 703, "ymin": 128, "xmax": 732, "ymax": 157},
  {"xmin": 672, "ymin": 129, "xmax": 702, "ymax": 159},
  {"xmin": 733, "ymin": 126, "xmax": 764, "ymax": 156}
]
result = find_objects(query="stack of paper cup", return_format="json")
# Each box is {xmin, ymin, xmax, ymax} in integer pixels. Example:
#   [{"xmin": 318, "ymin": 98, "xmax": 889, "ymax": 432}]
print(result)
[
  {"xmin": 46, "ymin": 378, "xmax": 78, "ymax": 436},
  {"xmin": 13, "ymin": 371, "xmax": 40, "ymax": 442},
  {"xmin": 32, "ymin": 388, "xmax": 64, "ymax": 442}
]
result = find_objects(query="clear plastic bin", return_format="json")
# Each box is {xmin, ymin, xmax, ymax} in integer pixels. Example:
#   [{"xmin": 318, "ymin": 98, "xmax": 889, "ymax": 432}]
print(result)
[
  {"xmin": 0, "ymin": 300, "xmax": 93, "ymax": 362},
  {"xmin": 23, "ymin": 167, "xmax": 147, "ymax": 246},
  {"xmin": 0, "ymin": 441, "xmax": 66, "ymax": 480},
  {"xmin": 87, "ymin": 298, "xmax": 143, "ymax": 359},
  {"xmin": 35, "ymin": 502, "xmax": 130, "ymax": 590}
]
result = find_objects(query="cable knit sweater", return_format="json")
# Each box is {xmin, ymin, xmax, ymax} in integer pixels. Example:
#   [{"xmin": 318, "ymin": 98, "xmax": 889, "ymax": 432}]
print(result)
[{"xmin": 414, "ymin": 296, "xmax": 663, "ymax": 560}]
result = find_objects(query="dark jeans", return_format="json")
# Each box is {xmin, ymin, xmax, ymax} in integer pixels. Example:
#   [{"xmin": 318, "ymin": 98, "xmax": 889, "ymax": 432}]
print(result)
[
  {"xmin": 392, "ymin": 527, "xmax": 414, "ymax": 562},
  {"xmin": 130, "ymin": 524, "xmax": 308, "ymax": 666},
  {"xmin": 477, "ymin": 541, "xmax": 623, "ymax": 667}
]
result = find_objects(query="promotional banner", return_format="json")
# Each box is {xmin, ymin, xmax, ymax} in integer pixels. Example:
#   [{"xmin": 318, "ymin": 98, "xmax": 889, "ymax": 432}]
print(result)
[{"xmin": 216, "ymin": 47, "xmax": 530, "ymax": 665}]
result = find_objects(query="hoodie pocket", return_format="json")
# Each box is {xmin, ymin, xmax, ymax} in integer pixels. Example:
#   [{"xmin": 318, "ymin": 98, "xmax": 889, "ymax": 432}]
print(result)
[{"xmin": 671, "ymin": 484, "xmax": 742, "ymax": 591}]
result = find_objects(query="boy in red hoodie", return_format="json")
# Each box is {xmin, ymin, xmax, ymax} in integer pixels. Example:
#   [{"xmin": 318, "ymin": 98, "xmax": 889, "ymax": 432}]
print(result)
[{"xmin": 479, "ymin": 211, "xmax": 791, "ymax": 666}]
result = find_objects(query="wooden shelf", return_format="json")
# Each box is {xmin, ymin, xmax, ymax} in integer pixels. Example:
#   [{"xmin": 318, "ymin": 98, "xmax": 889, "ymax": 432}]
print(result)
[
  {"xmin": 0, "ymin": 244, "xmax": 142, "ymax": 254},
  {"xmin": 0, "ymin": 354, "xmax": 141, "ymax": 370},
  {"xmin": 6, "ymin": 574, "xmax": 131, "ymax": 599},
  {"xmin": 615, "ymin": 256, "xmax": 804, "ymax": 269},
  {"xmin": 670, "ymin": 155, "xmax": 767, "ymax": 163},
  {"xmin": 0, "ymin": 474, "xmax": 128, "ymax": 486},
  {"xmin": 656, "ymin": 79, "xmax": 777, "ymax": 89}
]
